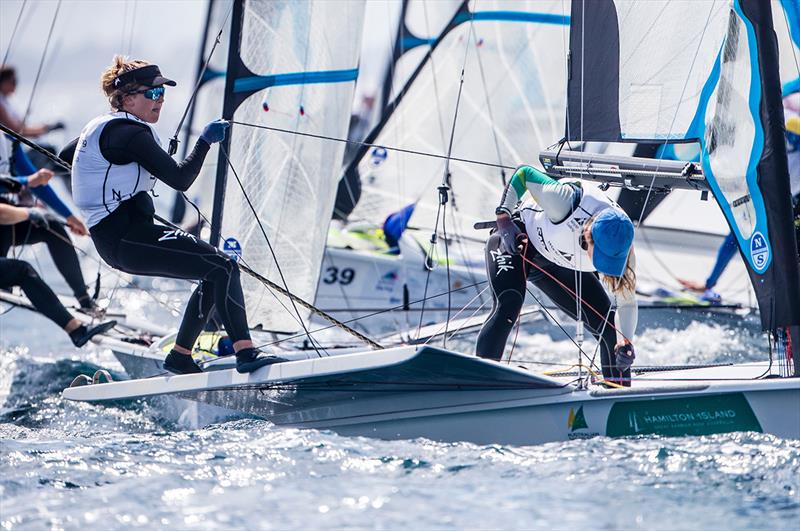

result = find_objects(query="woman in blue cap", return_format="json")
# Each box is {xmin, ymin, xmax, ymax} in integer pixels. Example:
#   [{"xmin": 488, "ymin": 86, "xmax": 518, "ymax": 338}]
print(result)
[{"xmin": 476, "ymin": 165, "xmax": 637, "ymax": 386}]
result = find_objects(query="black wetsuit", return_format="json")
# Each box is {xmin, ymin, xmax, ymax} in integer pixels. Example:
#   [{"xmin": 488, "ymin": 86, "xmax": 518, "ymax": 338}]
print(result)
[
  {"xmin": 0, "ymin": 257, "xmax": 73, "ymax": 328},
  {"xmin": 476, "ymin": 224, "xmax": 630, "ymax": 385},
  {"xmin": 69, "ymin": 120, "xmax": 251, "ymax": 348},
  {"xmin": 0, "ymin": 215, "xmax": 90, "ymax": 302}
]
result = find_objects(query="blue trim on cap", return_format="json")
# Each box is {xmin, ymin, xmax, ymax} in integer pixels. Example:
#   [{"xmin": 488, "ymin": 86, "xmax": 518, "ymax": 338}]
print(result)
[{"xmin": 233, "ymin": 68, "xmax": 358, "ymax": 94}]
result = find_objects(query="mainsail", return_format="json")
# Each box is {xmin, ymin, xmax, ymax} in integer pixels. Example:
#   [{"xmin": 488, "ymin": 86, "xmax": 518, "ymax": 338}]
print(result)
[
  {"xmin": 347, "ymin": 0, "xmax": 571, "ymax": 242},
  {"xmin": 213, "ymin": 0, "xmax": 365, "ymax": 332},
  {"xmin": 564, "ymin": 0, "xmax": 800, "ymax": 330}
]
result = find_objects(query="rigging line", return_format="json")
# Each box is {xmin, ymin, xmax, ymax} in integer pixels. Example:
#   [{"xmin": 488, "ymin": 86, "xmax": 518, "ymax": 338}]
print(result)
[
  {"xmin": 220, "ymin": 145, "xmax": 339, "ymax": 355},
  {"xmin": 39, "ymin": 224, "xmax": 186, "ymax": 315},
  {"xmin": 421, "ymin": 0, "xmax": 449, "ymax": 148},
  {"xmin": 252, "ymin": 279, "xmax": 490, "ymax": 351},
  {"xmin": 781, "ymin": 2, "xmax": 800, "ymax": 77},
  {"xmin": 1, "ymin": 0, "xmax": 27, "ymax": 68},
  {"xmin": 634, "ymin": 3, "xmax": 716, "ymax": 228},
  {"xmin": 415, "ymin": 201, "xmax": 442, "ymax": 339},
  {"xmin": 442, "ymin": 197, "xmax": 452, "ymax": 345},
  {"xmin": 444, "ymin": 287, "xmax": 490, "ymax": 343},
  {"xmin": 471, "ymin": 12, "xmax": 506, "ymax": 184},
  {"xmin": 423, "ymin": 3, "xmax": 475, "ymax": 347},
  {"xmin": 521, "ymin": 250, "xmax": 629, "ymax": 342},
  {"xmin": 170, "ymin": 192, "xmax": 380, "ymax": 349},
  {"xmin": 167, "ymin": 0, "xmax": 234, "ymax": 156},
  {"xmin": 230, "ymin": 120, "xmax": 517, "ymax": 171},
  {"xmin": 20, "ymin": 0, "xmax": 61, "ymax": 129},
  {"xmin": 120, "ymin": 0, "xmax": 129, "ymax": 52},
  {"xmin": 126, "ymin": 0, "xmax": 138, "ymax": 55},
  {"xmin": 525, "ymin": 286, "xmax": 599, "ymax": 371},
  {"xmin": 173, "ymin": 187, "xmax": 369, "ymax": 350}
]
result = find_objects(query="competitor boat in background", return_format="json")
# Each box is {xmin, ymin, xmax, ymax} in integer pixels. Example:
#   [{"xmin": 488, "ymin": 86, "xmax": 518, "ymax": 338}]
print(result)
[{"xmin": 67, "ymin": 0, "xmax": 799, "ymax": 444}]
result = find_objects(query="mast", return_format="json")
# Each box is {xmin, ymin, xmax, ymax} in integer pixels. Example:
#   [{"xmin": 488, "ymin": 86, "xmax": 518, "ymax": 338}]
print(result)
[
  {"xmin": 209, "ymin": 0, "xmax": 244, "ymax": 248},
  {"xmin": 171, "ymin": 0, "xmax": 217, "ymax": 224},
  {"xmin": 378, "ymin": 0, "xmax": 411, "ymax": 119}
]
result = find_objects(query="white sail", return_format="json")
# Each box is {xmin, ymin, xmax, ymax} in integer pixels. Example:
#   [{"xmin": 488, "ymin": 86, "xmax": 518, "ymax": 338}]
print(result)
[
  {"xmin": 220, "ymin": 0, "xmax": 364, "ymax": 332},
  {"xmin": 350, "ymin": 0, "xmax": 570, "ymax": 242},
  {"xmin": 386, "ymin": 0, "xmax": 463, "ymax": 105}
]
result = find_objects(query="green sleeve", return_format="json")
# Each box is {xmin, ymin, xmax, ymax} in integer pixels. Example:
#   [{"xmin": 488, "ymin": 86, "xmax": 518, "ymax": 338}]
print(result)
[{"xmin": 498, "ymin": 165, "xmax": 561, "ymax": 213}]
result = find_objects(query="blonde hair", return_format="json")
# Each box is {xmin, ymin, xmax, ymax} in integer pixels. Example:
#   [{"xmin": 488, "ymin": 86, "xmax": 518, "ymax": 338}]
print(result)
[
  {"xmin": 600, "ymin": 249, "xmax": 637, "ymax": 297},
  {"xmin": 584, "ymin": 216, "xmax": 636, "ymax": 297},
  {"xmin": 100, "ymin": 55, "xmax": 150, "ymax": 110}
]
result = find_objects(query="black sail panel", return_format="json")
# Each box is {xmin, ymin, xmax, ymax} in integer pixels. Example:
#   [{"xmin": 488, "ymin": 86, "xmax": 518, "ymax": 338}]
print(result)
[{"xmin": 566, "ymin": 0, "xmax": 621, "ymax": 142}]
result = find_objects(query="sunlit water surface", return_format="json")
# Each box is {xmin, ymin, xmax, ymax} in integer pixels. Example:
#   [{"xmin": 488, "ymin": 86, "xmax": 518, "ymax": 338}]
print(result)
[{"xmin": 1, "ymin": 275, "xmax": 798, "ymax": 530}]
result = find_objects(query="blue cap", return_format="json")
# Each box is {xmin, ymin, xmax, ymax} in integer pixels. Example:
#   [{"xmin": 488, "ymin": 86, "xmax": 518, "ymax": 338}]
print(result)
[{"xmin": 591, "ymin": 209, "xmax": 634, "ymax": 276}]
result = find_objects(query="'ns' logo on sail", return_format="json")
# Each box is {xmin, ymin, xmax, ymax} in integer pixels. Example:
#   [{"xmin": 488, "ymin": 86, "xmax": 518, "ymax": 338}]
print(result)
[{"xmin": 749, "ymin": 231, "xmax": 769, "ymax": 272}]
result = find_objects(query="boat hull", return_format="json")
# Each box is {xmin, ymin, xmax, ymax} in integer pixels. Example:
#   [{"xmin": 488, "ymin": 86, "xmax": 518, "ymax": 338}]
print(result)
[{"xmin": 85, "ymin": 342, "xmax": 799, "ymax": 445}]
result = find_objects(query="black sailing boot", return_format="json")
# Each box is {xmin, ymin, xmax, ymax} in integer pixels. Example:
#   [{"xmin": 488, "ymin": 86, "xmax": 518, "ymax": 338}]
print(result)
[
  {"xmin": 235, "ymin": 348, "xmax": 288, "ymax": 374},
  {"xmin": 163, "ymin": 350, "xmax": 203, "ymax": 375},
  {"xmin": 69, "ymin": 320, "xmax": 117, "ymax": 348}
]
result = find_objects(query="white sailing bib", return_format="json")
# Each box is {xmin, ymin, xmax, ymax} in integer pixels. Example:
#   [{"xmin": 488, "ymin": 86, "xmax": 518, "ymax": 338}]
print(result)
[
  {"xmin": 519, "ymin": 185, "xmax": 623, "ymax": 272},
  {"xmin": 0, "ymin": 133, "xmax": 10, "ymax": 176},
  {"xmin": 71, "ymin": 112, "xmax": 161, "ymax": 228}
]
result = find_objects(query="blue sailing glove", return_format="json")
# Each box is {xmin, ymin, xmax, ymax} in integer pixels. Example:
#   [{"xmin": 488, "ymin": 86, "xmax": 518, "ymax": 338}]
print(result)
[
  {"xmin": 201, "ymin": 119, "xmax": 230, "ymax": 144},
  {"xmin": 496, "ymin": 215, "xmax": 523, "ymax": 255}
]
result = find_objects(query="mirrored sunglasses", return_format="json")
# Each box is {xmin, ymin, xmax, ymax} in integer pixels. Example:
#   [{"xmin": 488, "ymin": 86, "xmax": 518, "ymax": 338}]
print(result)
[{"xmin": 129, "ymin": 86, "xmax": 165, "ymax": 101}]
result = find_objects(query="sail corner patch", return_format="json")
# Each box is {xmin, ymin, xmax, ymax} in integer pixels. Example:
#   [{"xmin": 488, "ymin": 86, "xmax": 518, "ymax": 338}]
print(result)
[{"xmin": 749, "ymin": 231, "xmax": 769, "ymax": 272}]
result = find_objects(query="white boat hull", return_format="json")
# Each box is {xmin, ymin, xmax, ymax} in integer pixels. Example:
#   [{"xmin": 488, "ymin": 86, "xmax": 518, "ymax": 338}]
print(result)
[{"xmin": 69, "ymin": 341, "xmax": 799, "ymax": 445}]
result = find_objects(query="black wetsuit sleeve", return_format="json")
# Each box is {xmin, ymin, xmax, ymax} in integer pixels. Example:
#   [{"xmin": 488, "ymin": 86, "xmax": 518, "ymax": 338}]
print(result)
[
  {"xmin": 99, "ymin": 120, "xmax": 210, "ymax": 192},
  {"xmin": 59, "ymin": 137, "xmax": 79, "ymax": 165}
]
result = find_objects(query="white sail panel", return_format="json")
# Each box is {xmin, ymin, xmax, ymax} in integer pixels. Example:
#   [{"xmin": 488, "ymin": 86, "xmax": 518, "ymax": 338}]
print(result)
[
  {"xmin": 221, "ymin": 0, "xmax": 364, "ymax": 332},
  {"xmin": 613, "ymin": 1, "xmax": 730, "ymax": 139},
  {"xmin": 704, "ymin": 7, "xmax": 761, "ymax": 241},
  {"xmin": 386, "ymin": 0, "xmax": 463, "ymax": 103},
  {"xmin": 351, "ymin": 0, "xmax": 569, "ymax": 241}
]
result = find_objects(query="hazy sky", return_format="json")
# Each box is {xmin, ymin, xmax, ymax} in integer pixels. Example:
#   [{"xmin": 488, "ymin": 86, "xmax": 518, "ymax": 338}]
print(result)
[{"xmin": 0, "ymin": 0, "xmax": 399, "ymax": 145}]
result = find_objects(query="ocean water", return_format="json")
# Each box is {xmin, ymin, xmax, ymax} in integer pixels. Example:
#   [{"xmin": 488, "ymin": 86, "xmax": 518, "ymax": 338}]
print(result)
[{"xmin": 1, "ymin": 272, "xmax": 798, "ymax": 529}]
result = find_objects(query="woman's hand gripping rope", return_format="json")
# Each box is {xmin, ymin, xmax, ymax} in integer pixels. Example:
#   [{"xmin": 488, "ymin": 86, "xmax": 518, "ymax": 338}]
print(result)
[{"xmin": 496, "ymin": 213, "xmax": 527, "ymax": 255}]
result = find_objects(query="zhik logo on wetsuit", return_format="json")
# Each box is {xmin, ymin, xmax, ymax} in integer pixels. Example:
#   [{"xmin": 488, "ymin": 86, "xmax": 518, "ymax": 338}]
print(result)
[
  {"xmin": 489, "ymin": 249, "xmax": 514, "ymax": 275},
  {"xmin": 158, "ymin": 229, "xmax": 197, "ymax": 243}
]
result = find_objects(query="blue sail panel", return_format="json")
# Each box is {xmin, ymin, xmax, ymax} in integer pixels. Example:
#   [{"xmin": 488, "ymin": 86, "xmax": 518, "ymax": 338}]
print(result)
[{"xmin": 233, "ymin": 68, "xmax": 359, "ymax": 93}]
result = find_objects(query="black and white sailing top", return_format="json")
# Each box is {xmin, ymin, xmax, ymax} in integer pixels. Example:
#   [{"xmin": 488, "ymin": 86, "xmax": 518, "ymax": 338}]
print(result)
[{"xmin": 71, "ymin": 112, "xmax": 160, "ymax": 228}]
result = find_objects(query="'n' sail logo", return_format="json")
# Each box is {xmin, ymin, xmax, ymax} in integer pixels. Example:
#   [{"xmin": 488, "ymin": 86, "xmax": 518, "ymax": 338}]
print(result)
[{"xmin": 749, "ymin": 231, "xmax": 769, "ymax": 273}]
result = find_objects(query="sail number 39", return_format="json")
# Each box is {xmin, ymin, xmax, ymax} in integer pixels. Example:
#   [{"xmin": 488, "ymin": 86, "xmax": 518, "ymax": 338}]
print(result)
[{"xmin": 322, "ymin": 266, "xmax": 355, "ymax": 285}]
